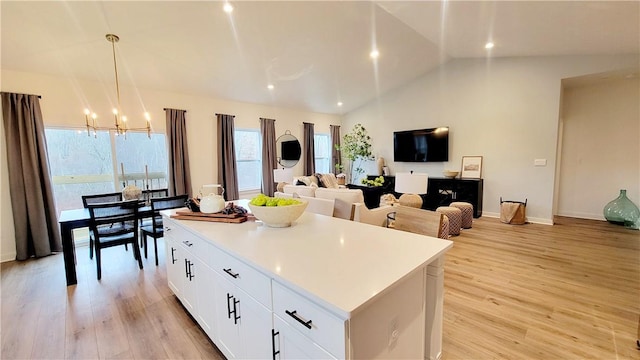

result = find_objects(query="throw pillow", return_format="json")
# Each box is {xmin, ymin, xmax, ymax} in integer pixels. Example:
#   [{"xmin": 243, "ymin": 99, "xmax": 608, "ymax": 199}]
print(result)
[
  {"xmin": 297, "ymin": 175, "xmax": 319, "ymax": 187},
  {"xmin": 318, "ymin": 173, "xmax": 339, "ymax": 189},
  {"xmin": 314, "ymin": 173, "xmax": 326, "ymax": 187}
]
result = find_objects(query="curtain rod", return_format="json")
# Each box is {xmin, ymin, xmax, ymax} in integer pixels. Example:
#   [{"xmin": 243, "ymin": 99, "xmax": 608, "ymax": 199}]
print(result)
[
  {"xmin": 163, "ymin": 108, "xmax": 186, "ymax": 112},
  {"xmin": 0, "ymin": 92, "xmax": 42, "ymax": 99}
]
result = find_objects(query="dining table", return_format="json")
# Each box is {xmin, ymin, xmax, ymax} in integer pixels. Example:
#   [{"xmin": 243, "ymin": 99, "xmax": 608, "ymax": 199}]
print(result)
[{"xmin": 58, "ymin": 204, "xmax": 152, "ymax": 286}]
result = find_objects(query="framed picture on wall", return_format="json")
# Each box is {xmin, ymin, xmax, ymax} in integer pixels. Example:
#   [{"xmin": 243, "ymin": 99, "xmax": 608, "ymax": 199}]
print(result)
[{"xmin": 461, "ymin": 156, "xmax": 483, "ymax": 179}]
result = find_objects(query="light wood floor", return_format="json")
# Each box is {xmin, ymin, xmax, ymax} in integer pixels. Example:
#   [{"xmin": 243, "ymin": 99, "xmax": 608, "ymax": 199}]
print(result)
[{"xmin": 1, "ymin": 216, "xmax": 638, "ymax": 359}]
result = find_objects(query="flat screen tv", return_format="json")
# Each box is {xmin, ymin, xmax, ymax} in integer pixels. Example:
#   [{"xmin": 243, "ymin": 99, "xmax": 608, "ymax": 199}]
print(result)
[
  {"xmin": 393, "ymin": 127, "xmax": 449, "ymax": 162},
  {"xmin": 281, "ymin": 140, "xmax": 301, "ymax": 161}
]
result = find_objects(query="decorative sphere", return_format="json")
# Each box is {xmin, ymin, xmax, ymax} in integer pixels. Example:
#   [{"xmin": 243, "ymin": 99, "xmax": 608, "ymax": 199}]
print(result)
[{"xmin": 122, "ymin": 185, "xmax": 142, "ymax": 200}]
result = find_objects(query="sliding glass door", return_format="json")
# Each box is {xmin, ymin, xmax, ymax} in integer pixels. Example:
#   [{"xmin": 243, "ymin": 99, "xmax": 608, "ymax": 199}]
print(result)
[{"xmin": 45, "ymin": 128, "xmax": 168, "ymax": 215}]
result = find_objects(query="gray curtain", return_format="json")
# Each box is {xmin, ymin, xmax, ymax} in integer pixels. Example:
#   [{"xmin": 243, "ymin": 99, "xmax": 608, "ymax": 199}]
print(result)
[
  {"xmin": 330, "ymin": 125, "xmax": 341, "ymax": 175},
  {"xmin": 303, "ymin": 122, "xmax": 315, "ymax": 175},
  {"xmin": 260, "ymin": 118, "xmax": 277, "ymax": 196},
  {"xmin": 165, "ymin": 108, "xmax": 192, "ymax": 197},
  {"xmin": 1, "ymin": 92, "xmax": 61, "ymax": 260},
  {"xmin": 217, "ymin": 113, "xmax": 239, "ymax": 201}
]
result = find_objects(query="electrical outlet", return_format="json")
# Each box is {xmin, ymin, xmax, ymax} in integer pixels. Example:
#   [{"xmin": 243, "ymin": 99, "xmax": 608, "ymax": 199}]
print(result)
[
  {"xmin": 534, "ymin": 159, "xmax": 547, "ymax": 166},
  {"xmin": 388, "ymin": 316, "xmax": 399, "ymax": 348}
]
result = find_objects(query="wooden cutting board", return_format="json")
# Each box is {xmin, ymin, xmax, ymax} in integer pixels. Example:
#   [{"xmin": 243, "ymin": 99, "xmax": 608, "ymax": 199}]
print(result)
[{"xmin": 171, "ymin": 210, "xmax": 249, "ymax": 223}]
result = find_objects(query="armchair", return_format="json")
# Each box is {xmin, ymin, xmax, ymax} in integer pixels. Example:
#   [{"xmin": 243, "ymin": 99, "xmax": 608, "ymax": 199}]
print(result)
[
  {"xmin": 392, "ymin": 205, "xmax": 450, "ymax": 239},
  {"xmin": 351, "ymin": 203, "xmax": 394, "ymax": 227},
  {"xmin": 315, "ymin": 187, "xmax": 364, "ymax": 220}
]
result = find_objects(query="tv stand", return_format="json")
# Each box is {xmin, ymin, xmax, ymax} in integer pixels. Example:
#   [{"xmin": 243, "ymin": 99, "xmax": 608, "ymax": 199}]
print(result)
[
  {"xmin": 424, "ymin": 178, "xmax": 483, "ymax": 218},
  {"xmin": 365, "ymin": 175, "xmax": 483, "ymax": 217}
]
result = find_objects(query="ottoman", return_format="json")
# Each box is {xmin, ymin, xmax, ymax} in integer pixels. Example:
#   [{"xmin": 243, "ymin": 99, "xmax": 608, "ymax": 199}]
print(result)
[
  {"xmin": 450, "ymin": 201, "xmax": 474, "ymax": 229},
  {"xmin": 438, "ymin": 214, "xmax": 450, "ymax": 240},
  {"xmin": 436, "ymin": 206, "xmax": 462, "ymax": 236}
]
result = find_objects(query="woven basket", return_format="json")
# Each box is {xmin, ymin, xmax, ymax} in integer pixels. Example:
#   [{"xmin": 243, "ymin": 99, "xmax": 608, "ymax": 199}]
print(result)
[{"xmin": 500, "ymin": 198, "xmax": 527, "ymax": 225}]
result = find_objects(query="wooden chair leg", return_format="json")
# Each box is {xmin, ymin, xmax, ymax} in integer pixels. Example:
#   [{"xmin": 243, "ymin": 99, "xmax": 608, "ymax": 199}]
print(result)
[
  {"xmin": 133, "ymin": 241, "xmax": 144, "ymax": 270},
  {"xmin": 143, "ymin": 234, "xmax": 148, "ymax": 259},
  {"xmin": 154, "ymin": 238, "xmax": 159, "ymax": 266},
  {"xmin": 96, "ymin": 246, "xmax": 102, "ymax": 280},
  {"xmin": 89, "ymin": 237, "xmax": 94, "ymax": 259}
]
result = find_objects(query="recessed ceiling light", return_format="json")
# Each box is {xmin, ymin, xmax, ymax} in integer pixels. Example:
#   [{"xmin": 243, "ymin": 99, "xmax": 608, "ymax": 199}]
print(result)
[
  {"xmin": 369, "ymin": 49, "xmax": 380, "ymax": 59},
  {"xmin": 223, "ymin": 3, "xmax": 233, "ymax": 13},
  {"xmin": 485, "ymin": 42, "xmax": 494, "ymax": 49},
  {"xmin": 337, "ymin": 102, "xmax": 343, "ymax": 107},
  {"xmin": 267, "ymin": 84, "xmax": 274, "ymax": 90}
]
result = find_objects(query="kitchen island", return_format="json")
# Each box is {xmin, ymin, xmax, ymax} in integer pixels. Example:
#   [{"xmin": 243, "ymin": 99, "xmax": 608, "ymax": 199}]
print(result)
[{"xmin": 162, "ymin": 206, "xmax": 452, "ymax": 359}]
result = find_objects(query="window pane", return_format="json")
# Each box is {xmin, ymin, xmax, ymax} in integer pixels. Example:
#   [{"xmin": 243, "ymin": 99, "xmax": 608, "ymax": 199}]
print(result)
[
  {"xmin": 314, "ymin": 134, "xmax": 330, "ymax": 173},
  {"xmin": 115, "ymin": 131, "xmax": 168, "ymax": 190},
  {"xmin": 234, "ymin": 130, "xmax": 262, "ymax": 191},
  {"xmin": 45, "ymin": 128, "xmax": 114, "ymax": 215}
]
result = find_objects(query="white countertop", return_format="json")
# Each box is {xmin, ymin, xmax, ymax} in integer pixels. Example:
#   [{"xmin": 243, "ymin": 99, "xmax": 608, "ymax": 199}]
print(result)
[{"xmin": 163, "ymin": 204, "xmax": 452, "ymax": 319}]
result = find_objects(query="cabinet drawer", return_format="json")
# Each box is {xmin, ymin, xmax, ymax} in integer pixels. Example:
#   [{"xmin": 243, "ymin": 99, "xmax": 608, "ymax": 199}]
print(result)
[
  {"xmin": 165, "ymin": 219, "xmax": 207, "ymax": 256},
  {"xmin": 272, "ymin": 281, "xmax": 345, "ymax": 358},
  {"xmin": 209, "ymin": 245, "xmax": 271, "ymax": 308}
]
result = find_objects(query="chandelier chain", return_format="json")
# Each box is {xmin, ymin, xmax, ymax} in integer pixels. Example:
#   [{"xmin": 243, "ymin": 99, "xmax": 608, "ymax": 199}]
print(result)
[{"xmin": 83, "ymin": 33, "xmax": 150, "ymax": 138}]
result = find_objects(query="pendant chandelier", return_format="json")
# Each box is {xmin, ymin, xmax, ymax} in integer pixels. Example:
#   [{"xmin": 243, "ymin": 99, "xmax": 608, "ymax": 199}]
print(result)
[{"xmin": 84, "ymin": 34, "xmax": 151, "ymax": 138}]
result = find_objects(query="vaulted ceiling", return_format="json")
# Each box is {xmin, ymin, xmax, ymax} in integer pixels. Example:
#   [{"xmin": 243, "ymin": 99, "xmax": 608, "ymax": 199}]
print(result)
[{"xmin": 1, "ymin": 1, "xmax": 638, "ymax": 114}]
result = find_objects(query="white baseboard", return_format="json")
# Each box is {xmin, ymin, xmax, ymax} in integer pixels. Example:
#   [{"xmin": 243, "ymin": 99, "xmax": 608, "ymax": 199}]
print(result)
[
  {"xmin": 556, "ymin": 211, "xmax": 605, "ymax": 221},
  {"xmin": 1, "ymin": 252, "xmax": 16, "ymax": 263},
  {"xmin": 481, "ymin": 212, "xmax": 554, "ymax": 225},
  {"xmin": 1, "ymin": 234, "xmax": 89, "ymax": 263}
]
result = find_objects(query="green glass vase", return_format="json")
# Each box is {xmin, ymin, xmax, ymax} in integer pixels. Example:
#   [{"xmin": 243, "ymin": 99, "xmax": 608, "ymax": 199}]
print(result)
[{"xmin": 603, "ymin": 189, "xmax": 640, "ymax": 230}]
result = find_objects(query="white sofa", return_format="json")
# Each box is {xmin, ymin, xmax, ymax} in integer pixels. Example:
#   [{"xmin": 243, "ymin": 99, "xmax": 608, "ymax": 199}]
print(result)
[{"xmin": 279, "ymin": 184, "xmax": 365, "ymax": 220}]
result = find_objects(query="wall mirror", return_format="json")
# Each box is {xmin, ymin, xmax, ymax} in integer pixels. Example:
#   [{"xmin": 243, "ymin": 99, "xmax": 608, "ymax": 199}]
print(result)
[{"xmin": 276, "ymin": 130, "xmax": 301, "ymax": 168}]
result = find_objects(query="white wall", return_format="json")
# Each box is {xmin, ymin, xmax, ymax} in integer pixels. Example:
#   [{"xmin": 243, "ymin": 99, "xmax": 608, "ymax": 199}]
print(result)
[
  {"xmin": 557, "ymin": 77, "xmax": 640, "ymax": 219},
  {"xmin": 0, "ymin": 69, "xmax": 340, "ymax": 261},
  {"xmin": 342, "ymin": 55, "xmax": 639, "ymax": 224}
]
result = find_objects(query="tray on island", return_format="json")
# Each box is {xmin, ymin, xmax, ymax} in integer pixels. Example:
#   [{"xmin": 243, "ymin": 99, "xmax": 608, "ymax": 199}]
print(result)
[{"xmin": 171, "ymin": 210, "xmax": 249, "ymax": 223}]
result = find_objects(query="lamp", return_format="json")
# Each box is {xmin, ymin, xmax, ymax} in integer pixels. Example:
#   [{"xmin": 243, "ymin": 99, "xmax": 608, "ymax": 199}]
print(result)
[
  {"xmin": 273, "ymin": 168, "xmax": 293, "ymax": 193},
  {"xmin": 395, "ymin": 172, "xmax": 428, "ymax": 208},
  {"xmin": 83, "ymin": 34, "xmax": 151, "ymax": 138}
]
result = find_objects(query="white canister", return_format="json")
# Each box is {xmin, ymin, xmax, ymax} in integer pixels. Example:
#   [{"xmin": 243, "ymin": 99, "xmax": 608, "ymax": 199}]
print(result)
[{"xmin": 199, "ymin": 184, "xmax": 225, "ymax": 213}]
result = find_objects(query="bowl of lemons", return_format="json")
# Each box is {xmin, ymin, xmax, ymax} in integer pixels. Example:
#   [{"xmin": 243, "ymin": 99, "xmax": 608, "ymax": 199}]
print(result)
[{"xmin": 248, "ymin": 194, "xmax": 308, "ymax": 228}]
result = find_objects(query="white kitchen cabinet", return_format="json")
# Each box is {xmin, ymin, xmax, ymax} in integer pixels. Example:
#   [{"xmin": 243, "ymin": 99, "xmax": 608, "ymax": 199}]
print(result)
[
  {"xmin": 164, "ymin": 234, "xmax": 183, "ymax": 298},
  {"xmin": 161, "ymin": 207, "xmax": 452, "ymax": 360},
  {"xmin": 164, "ymin": 220, "xmax": 217, "ymax": 337},
  {"xmin": 213, "ymin": 269, "xmax": 242, "ymax": 358},
  {"xmin": 193, "ymin": 257, "xmax": 217, "ymax": 340},
  {"xmin": 211, "ymin": 250, "xmax": 273, "ymax": 359},
  {"xmin": 273, "ymin": 314, "xmax": 336, "ymax": 360}
]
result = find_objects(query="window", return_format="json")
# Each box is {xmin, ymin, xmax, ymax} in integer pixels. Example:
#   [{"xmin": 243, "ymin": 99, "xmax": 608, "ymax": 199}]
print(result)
[
  {"xmin": 234, "ymin": 129, "xmax": 262, "ymax": 191},
  {"xmin": 115, "ymin": 131, "xmax": 169, "ymax": 190},
  {"xmin": 314, "ymin": 133, "xmax": 331, "ymax": 173},
  {"xmin": 45, "ymin": 128, "xmax": 168, "ymax": 215}
]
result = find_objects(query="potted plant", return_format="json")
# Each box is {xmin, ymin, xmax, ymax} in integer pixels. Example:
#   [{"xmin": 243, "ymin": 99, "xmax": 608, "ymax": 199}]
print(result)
[{"xmin": 336, "ymin": 123, "xmax": 373, "ymax": 183}]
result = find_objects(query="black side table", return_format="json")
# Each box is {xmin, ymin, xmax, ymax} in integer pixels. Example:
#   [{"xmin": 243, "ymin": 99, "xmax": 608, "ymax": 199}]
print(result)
[{"xmin": 346, "ymin": 184, "xmax": 384, "ymax": 208}]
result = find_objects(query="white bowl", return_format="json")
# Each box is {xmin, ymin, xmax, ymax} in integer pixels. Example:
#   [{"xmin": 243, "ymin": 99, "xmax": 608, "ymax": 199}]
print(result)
[
  {"xmin": 248, "ymin": 201, "xmax": 308, "ymax": 228},
  {"xmin": 443, "ymin": 170, "xmax": 459, "ymax": 178}
]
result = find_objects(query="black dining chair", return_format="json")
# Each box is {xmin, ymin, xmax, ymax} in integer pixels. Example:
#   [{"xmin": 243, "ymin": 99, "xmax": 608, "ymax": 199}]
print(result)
[
  {"xmin": 142, "ymin": 188, "xmax": 169, "ymax": 200},
  {"xmin": 82, "ymin": 192, "xmax": 123, "ymax": 207},
  {"xmin": 139, "ymin": 188, "xmax": 170, "ymax": 228},
  {"xmin": 87, "ymin": 200, "xmax": 143, "ymax": 280},
  {"xmin": 140, "ymin": 194, "xmax": 188, "ymax": 266},
  {"xmin": 82, "ymin": 192, "xmax": 126, "ymax": 258}
]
